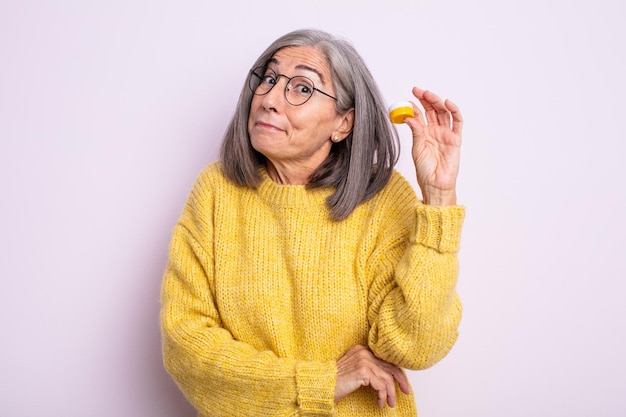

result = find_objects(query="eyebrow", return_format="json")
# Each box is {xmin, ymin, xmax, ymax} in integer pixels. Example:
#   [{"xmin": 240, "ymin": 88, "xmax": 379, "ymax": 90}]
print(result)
[{"xmin": 266, "ymin": 58, "xmax": 328, "ymax": 85}]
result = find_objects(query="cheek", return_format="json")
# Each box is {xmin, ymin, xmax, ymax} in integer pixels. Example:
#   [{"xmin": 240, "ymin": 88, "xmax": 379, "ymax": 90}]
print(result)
[{"xmin": 291, "ymin": 108, "xmax": 335, "ymax": 133}]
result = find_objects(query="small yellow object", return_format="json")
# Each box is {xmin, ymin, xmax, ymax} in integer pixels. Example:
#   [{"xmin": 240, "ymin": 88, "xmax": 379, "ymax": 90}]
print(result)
[{"xmin": 388, "ymin": 101, "xmax": 415, "ymax": 124}]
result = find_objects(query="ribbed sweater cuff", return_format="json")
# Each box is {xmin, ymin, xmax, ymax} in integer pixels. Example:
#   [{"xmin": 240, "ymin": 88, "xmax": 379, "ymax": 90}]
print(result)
[
  {"xmin": 295, "ymin": 361, "xmax": 336, "ymax": 416},
  {"xmin": 413, "ymin": 204, "xmax": 465, "ymax": 253}
]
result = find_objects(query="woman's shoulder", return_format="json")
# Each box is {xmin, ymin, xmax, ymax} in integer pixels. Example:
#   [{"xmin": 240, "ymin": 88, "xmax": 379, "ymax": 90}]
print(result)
[
  {"xmin": 388, "ymin": 169, "xmax": 414, "ymax": 189},
  {"xmin": 192, "ymin": 161, "xmax": 235, "ymax": 190},
  {"xmin": 196, "ymin": 160, "xmax": 225, "ymax": 181},
  {"xmin": 360, "ymin": 169, "xmax": 419, "ymax": 223},
  {"xmin": 376, "ymin": 169, "xmax": 418, "ymax": 205},
  {"xmin": 185, "ymin": 161, "xmax": 234, "ymax": 203}
]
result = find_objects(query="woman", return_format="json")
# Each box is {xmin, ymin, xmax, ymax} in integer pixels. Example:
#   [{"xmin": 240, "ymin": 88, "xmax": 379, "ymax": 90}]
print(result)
[{"xmin": 161, "ymin": 28, "xmax": 464, "ymax": 416}]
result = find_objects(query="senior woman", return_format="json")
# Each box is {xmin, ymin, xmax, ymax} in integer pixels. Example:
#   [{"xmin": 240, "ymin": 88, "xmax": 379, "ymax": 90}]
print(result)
[{"xmin": 161, "ymin": 28, "xmax": 464, "ymax": 417}]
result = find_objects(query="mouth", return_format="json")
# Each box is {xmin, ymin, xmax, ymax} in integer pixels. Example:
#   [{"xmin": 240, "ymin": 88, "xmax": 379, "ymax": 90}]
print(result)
[{"xmin": 255, "ymin": 120, "xmax": 284, "ymax": 132}]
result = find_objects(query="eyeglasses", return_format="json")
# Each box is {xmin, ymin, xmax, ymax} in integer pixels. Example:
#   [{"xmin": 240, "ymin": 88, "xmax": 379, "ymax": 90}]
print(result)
[{"xmin": 248, "ymin": 66, "xmax": 337, "ymax": 106}]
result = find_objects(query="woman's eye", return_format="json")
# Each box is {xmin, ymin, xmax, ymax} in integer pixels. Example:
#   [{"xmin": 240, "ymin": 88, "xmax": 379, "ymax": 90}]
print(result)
[
  {"xmin": 294, "ymin": 83, "xmax": 312, "ymax": 94},
  {"xmin": 263, "ymin": 76, "xmax": 277, "ymax": 85}
]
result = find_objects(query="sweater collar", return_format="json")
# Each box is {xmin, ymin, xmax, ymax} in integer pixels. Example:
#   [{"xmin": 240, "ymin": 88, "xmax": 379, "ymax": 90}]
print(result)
[{"xmin": 257, "ymin": 166, "xmax": 333, "ymax": 209}]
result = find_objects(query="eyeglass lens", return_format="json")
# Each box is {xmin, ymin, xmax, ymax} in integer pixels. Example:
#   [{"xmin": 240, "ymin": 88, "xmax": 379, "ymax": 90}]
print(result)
[{"xmin": 249, "ymin": 67, "xmax": 316, "ymax": 106}]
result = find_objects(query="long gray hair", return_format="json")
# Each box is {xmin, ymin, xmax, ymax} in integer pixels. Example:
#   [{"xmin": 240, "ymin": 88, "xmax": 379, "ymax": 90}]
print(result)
[{"xmin": 220, "ymin": 28, "xmax": 400, "ymax": 220}]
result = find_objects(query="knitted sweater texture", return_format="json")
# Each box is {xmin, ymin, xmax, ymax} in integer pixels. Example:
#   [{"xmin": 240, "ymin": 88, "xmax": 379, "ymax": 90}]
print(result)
[{"xmin": 161, "ymin": 162, "xmax": 465, "ymax": 417}]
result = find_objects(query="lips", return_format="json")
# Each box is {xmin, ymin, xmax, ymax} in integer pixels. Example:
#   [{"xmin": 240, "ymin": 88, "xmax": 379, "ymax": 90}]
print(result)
[{"xmin": 255, "ymin": 120, "xmax": 284, "ymax": 132}]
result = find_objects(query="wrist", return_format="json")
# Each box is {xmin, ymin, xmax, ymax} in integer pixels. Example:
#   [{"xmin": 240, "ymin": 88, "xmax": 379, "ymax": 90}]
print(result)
[{"xmin": 421, "ymin": 187, "xmax": 457, "ymax": 206}]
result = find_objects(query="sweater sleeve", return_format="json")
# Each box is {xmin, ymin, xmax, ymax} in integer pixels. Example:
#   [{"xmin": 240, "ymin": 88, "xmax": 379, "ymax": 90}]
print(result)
[
  {"xmin": 160, "ymin": 172, "xmax": 337, "ymax": 416},
  {"xmin": 365, "ymin": 178, "xmax": 465, "ymax": 370}
]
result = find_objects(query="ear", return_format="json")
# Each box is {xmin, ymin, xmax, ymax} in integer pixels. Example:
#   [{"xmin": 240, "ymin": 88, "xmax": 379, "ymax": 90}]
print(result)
[{"xmin": 331, "ymin": 108, "xmax": 354, "ymax": 142}]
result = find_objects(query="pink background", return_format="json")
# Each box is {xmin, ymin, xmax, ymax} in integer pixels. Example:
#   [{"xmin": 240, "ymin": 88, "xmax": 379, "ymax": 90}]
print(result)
[{"xmin": 1, "ymin": 1, "xmax": 625, "ymax": 415}]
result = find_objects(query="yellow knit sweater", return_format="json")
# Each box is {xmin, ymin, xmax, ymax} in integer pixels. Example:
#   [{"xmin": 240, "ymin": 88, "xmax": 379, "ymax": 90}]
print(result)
[{"xmin": 161, "ymin": 162, "xmax": 464, "ymax": 417}]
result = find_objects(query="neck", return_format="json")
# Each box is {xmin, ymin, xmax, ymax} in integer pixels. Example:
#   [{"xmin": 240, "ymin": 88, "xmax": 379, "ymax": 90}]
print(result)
[{"xmin": 265, "ymin": 160, "xmax": 314, "ymax": 185}]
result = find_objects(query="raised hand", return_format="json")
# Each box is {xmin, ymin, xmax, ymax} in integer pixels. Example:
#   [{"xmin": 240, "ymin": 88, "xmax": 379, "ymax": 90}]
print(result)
[
  {"xmin": 404, "ymin": 87, "xmax": 463, "ymax": 206},
  {"xmin": 334, "ymin": 345, "xmax": 411, "ymax": 408}
]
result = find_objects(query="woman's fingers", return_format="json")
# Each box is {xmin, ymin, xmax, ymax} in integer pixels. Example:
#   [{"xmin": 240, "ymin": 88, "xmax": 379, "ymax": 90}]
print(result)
[
  {"xmin": 412, "ymin": 86, "xmax": 459, "ymax": 129},
  {"xmin": 383, "ymin": 362, "xmax": 411, "ymax": 395},
  {"xmin": 367, "ymin": 368, "xmax": 396, "ymax": 408},
  {"xmin": 445, "ymin": 98, "xmax": 464, "ymax": 137},
  {"xmin": 412, "ymin": 87, "xmax": 445, "ymax": 126},
  {"xmin": 335, "ymin": 345, "xmax": 409, "ymax": 408}
]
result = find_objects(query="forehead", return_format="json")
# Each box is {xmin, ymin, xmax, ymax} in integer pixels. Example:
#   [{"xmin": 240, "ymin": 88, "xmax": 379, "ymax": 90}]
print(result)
[{"xmin": 268, "ymin": 46, "xmax": 331, "ymax": 84}]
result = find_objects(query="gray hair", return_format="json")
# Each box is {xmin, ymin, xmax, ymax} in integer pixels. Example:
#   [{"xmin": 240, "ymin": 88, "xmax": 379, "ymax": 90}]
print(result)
[{"xmin": 220, "ymin": 28, "xmax": 400, "ymax": 220}]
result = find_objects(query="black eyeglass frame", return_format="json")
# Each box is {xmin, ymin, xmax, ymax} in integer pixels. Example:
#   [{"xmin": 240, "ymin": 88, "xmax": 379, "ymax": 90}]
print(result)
[{"xmin": 248, "ymin": 66, "xmax": 337, "ymax": 106}]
